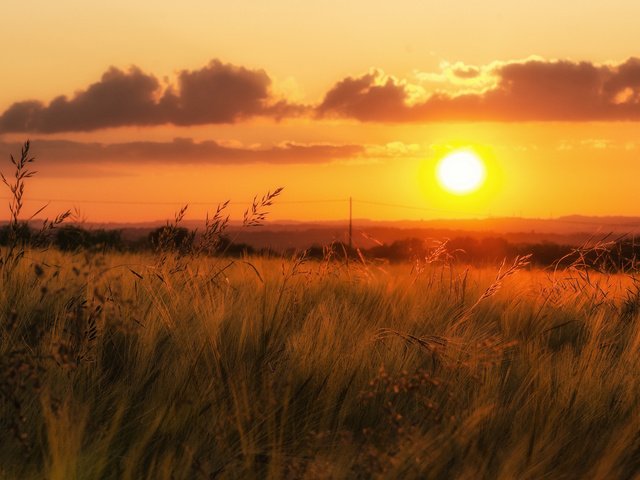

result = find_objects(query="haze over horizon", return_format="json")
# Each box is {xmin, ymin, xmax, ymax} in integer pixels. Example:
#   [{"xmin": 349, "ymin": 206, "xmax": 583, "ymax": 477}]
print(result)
[{"xmin": 2, "ymin": 1, "xmax": 640, "ymax": 223}]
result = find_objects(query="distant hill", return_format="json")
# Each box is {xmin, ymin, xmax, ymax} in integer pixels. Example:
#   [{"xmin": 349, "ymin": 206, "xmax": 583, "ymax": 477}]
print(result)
[{"xmin": 16, "ymin": 215, "xmax": 637, "ymax": 251}]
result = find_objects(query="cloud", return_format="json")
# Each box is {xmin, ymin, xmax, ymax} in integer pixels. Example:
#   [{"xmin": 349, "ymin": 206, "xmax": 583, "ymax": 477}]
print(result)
[
  {"xmin": 4, "ymin": 57, "xmax": 640, "ymax": 130},
  {"xmin": 318, "ymin": 57, "xmax": 640, "ymax": 122},
  {"xmin": 0, "ymin": 139, "xmax": 363, "ymax": 167},
  {"xmin": 0, "ymin": 67, "xmax": 162, "ymax": 132},
  {"xmin": 0, "ymin": 60, "xmax": 305, "ymax": 133},
  {"xmin": 160, "ymin": 60, "xmax": 305, "ymax": 124},
  {"xmin": 315, "ymin": 72, "xmax": 412, "ymax": 122}
]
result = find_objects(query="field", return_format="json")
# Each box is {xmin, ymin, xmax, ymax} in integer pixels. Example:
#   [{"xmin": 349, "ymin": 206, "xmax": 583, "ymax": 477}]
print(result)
[{"xmin": 1, "ymin": 245, "xmax": 640, "ymax": 479}]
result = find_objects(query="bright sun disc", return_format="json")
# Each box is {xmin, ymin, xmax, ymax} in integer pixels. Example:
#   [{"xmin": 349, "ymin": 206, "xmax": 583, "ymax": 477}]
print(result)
[{"xmin": 436, "ymin": 150, "xmax": 486, "ymax": 194}]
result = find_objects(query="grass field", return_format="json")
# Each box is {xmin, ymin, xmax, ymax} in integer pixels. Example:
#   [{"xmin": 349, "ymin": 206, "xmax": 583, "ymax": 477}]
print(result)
[{"xmin": 1, "ymin": 245, "xmax": 640, "ymax": 479}]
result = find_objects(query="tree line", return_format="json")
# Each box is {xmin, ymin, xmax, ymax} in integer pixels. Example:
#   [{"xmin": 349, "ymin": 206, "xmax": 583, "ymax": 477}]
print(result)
[{"xmin": 3, "ymin": 222, "xmax": 638, "ymax": 269}]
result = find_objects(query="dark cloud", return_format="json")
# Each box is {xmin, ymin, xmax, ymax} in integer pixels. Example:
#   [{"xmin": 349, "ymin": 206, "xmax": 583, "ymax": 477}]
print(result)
[
  {"xmin": 0, "ymin": 61, "xmax": 304, "ymax": 133},
  {"xmin": 315, "ymin": 72, "xmax": 411, "ymax": 122},
  {"xmin": 0, "ymin": 139, "xmax": 363, "ymax": 167},
  {"xmin": 602, "ymin": 57, "xmax": 640, "ymax": 105},
  {"xmin": 0, "ymin": 68, "xmax": 164, "ymax": 133},
  {"xmin": 318, "ymin": 58, "xmax": 640, "ymax": 122},
  {"xmin": 159, "ymin": 60, "xmax": 305, "ymax": 124},
  {"xmin": 4, "ymin": 58, "xmax": 640, "ymax": 130}
]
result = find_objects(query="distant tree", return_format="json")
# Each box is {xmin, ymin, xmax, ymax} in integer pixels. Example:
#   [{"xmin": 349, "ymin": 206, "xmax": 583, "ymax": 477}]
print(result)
[
  {"xmin": 0, "ymin": 222, "xmax": 31, "ymax": 246},
  {"xmin": 306, "ymin": 245, "xmax": 326, "ymax": 259},
  {"xmin": 447, "ymin": 237, "xmax": 480, "ymax": 261},
  {"xmin": 148, "ymin": 226, "xmax": 194, "ymax": 254},
  {"xmin": 478, "ymin": 237, "xmax": 510, "ymax": 261},
  {"xmin": 368, "ymin": 238, "xmax": 427, "ymax": 261},
  {"xmin": 522, "ymin": 242, "xmax": 571, "ymax": 266},
  {"xmin": 91, "ymin": 229, "xmax": 124, "ymax": 251},
  {"xmin": 54, "ymin": 226, "xmax": 91, "ymax": 251}
]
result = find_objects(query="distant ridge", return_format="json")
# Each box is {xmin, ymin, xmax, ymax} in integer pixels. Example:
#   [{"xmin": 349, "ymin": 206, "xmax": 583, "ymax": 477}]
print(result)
[
  {"xmin": 22, "ymin": 214, "xmax": 639, "ymax": 234},
  {"xmin": 6, "ymin": 215, "xmax": 640, "ymax": 251}
]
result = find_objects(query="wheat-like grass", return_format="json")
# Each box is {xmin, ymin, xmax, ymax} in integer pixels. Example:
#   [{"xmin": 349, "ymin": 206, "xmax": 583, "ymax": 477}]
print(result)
[{"xmin": 2, "ymin": 143, "xmax": 640, "ymax": 478}]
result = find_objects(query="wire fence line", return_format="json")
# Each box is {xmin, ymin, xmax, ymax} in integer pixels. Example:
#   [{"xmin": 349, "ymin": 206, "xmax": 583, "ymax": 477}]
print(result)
[
  {"xmin": 0, "ymin": 195, "xmax": 512, "ymax": 218},
  {"xmin": 0, "ymin": 196, "xmax": 347, "ymax": 207},
  {"xmin": 1, "ymin": 195, "xmax": 640, "ymax": 227}
]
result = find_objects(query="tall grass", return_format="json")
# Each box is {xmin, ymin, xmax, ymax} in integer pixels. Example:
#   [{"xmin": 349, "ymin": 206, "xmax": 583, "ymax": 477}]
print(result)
[
  {"xmin": 2, "ymin": 143, "xmax": 640, "ymax": 478},
  {"xmin": 1, "ymin": 248, "xmax": 639, "ymax": 479}
]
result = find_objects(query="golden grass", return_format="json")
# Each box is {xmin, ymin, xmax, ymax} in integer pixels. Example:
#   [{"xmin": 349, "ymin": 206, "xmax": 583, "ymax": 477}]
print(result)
[{"xmin": 1, "ymin": 248, "xmax": 640, "ymax": 479}]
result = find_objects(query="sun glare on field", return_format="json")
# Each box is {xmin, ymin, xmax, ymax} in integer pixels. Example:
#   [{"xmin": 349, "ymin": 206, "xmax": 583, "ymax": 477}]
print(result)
[{"xmin": 436, "ymin": 150, "xmax": 487, "ymax": 195}]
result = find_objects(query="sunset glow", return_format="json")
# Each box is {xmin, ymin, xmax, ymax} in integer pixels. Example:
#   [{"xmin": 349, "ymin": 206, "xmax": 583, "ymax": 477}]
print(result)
[
  {"xmin": 4, "ymin": 3, "xmax": 640, "ymax": 477},
  {"xmin": 0, "ymin": 1, "xmax": 639, "ymax": 222}
]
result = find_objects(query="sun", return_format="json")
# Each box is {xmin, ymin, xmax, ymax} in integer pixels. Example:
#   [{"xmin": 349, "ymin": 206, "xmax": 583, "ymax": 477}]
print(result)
[{"xmin": 436, "ymin": 150, "xmax": 487, "ymax": 195}]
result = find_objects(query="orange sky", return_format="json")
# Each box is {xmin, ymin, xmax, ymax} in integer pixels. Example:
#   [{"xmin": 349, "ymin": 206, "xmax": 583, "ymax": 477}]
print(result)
[{"xmin": 1, "ymin": 1, "xmax": 640, "ymax": 222}]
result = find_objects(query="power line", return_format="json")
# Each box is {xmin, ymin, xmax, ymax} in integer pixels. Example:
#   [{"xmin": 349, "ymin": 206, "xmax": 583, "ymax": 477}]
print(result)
[
  {"xmin": 0, "ymin": 195, "xmax": 495, "ymax": 217},
  {"xmin": 0, "ymin": 196, "xmax": 348, "ymax": 206},
  {"xmin": 354, "ymin": 199, "xmax": 491, "ymax": 217},
  {"xmin": 354, "ymin": 200, "xmax": 640, "ymax": 227},
  {"xmin": 1, "ymin": 194, "xmax": 640, "ymax": 227}
]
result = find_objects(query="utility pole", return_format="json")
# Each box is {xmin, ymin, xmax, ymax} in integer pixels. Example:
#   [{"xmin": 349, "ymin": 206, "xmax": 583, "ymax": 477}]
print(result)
[{"xmin": 349, "ymin": 197, "xmax": 353, "ymax": 251}]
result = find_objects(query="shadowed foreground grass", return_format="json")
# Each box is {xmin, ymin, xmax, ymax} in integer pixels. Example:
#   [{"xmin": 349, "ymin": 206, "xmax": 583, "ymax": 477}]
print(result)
[{"xmin": 1, "ymin": 249, "xmax": 640, "ymax": 479}]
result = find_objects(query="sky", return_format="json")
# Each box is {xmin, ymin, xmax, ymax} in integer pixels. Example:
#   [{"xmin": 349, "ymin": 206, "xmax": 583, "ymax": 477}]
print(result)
[{"xmin": 1, "ymin": 0, "xmax": 640, "ymax": 223}]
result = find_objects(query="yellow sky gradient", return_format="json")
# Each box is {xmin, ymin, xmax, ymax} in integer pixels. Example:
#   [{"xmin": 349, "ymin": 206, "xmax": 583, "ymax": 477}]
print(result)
[{"xmin": 1, "ymin": 1, "xmax": 640, "ymax": 222}]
